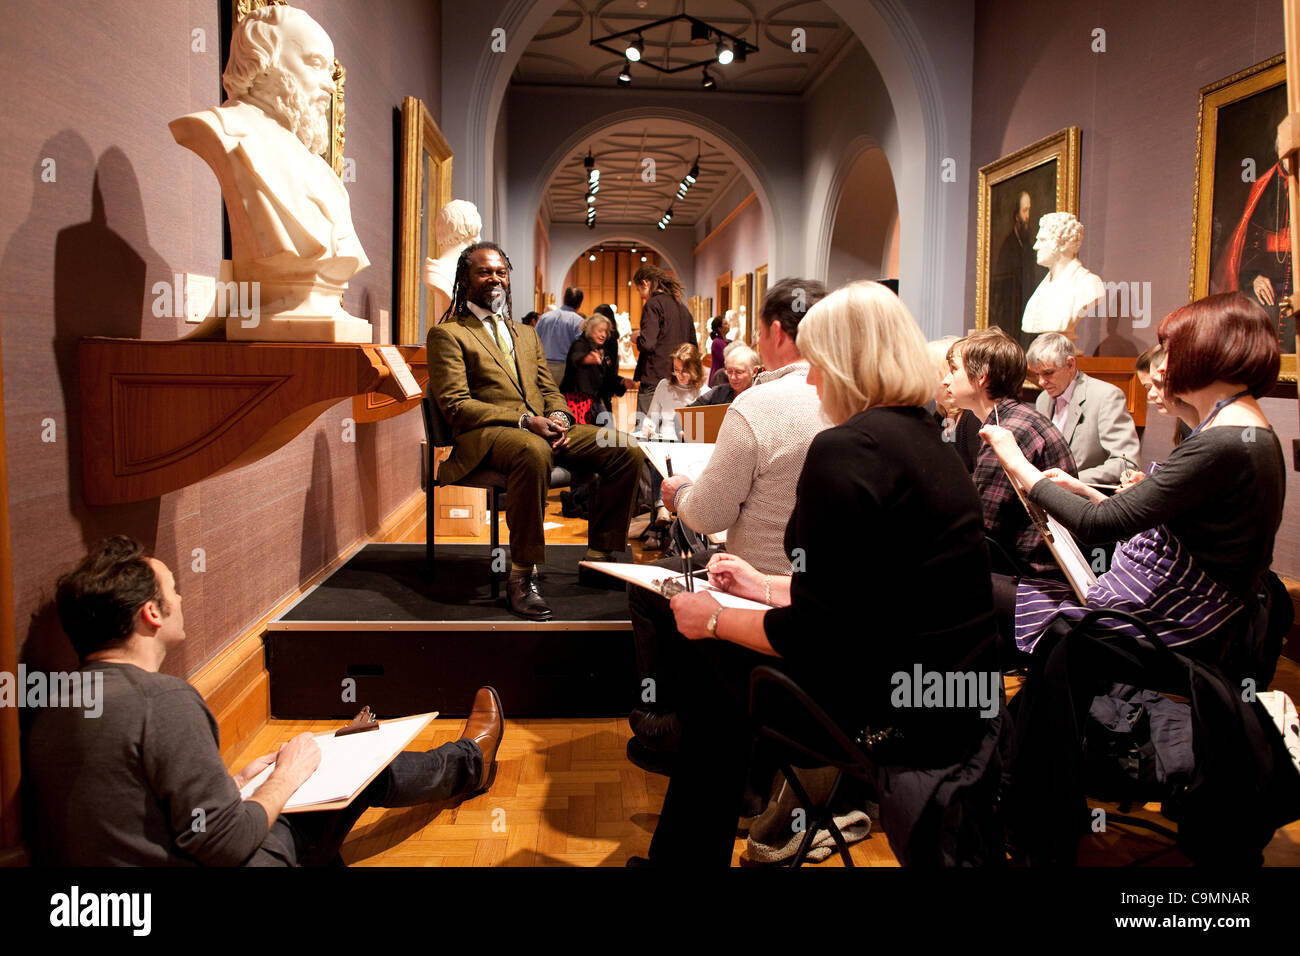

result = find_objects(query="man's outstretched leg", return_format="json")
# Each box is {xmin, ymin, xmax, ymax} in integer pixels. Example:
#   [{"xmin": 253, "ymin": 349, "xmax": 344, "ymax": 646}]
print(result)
[{"xmin": 291, "ymin": 686, "xmax": 505, "ymax": 865}]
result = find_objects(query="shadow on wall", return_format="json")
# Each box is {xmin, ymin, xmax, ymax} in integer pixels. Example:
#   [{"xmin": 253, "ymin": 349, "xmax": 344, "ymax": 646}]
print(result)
[
  {"xmin": 3, "ymin": 133, "xmax": 172, "ymax": 673},
  {"xmin": 300, "ymin": 429, "xmax": 339, "ymax": 582}
]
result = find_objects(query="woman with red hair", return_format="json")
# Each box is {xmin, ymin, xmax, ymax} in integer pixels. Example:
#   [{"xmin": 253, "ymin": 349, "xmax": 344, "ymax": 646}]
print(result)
[{"xmin": 982, "ymin": 292, "xmax": 1285, "ymax": 658}]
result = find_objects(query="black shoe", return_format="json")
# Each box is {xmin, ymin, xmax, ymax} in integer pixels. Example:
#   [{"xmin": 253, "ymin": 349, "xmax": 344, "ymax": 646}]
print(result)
[
  {"xmin": 506, "ymin": 571, "xmax": 553, "ymax": 621},
  {"xmin": 626, "ymin": 736, "xmax": 677, "ymax": 776},
  {"xmin": 628, "ymin": 708, "xmax": 682, "ymax": 750}
]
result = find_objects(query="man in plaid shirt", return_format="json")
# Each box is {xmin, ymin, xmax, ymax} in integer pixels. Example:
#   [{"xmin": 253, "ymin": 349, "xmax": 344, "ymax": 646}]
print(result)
[{"xmin": 944, "ymin": 328, "xmax": 1076, "ymax": 578}]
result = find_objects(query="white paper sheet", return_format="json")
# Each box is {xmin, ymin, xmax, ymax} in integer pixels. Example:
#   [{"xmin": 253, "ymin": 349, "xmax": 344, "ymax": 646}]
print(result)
[
  {"xmin": 239, "ymin": 712, "xmax": 436, "ymax": 810},
  {"xmin": 376, "ymin": 346, "xmax": 422, "ymax": 400},
  {"xmin": 579, "ymin": 560, "xmax": 772, "ymax": 610},
  {"xmin": 640, "ymin": 442, "xmax": 716, "ymax": 482},
  {"xmin": 1045, "ymin": 514, "xmax": 1099, "ymax": 603}
]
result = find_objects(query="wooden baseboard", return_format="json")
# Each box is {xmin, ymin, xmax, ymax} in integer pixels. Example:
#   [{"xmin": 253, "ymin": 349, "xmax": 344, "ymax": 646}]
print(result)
[{"xmin": 192, "ymin": 488, "xmax": 428, "ymax": 757}]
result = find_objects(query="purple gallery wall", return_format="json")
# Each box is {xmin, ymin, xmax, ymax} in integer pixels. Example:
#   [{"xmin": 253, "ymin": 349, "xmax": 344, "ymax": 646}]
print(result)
[
  {"xmin": 0, "ymin": 0, "xmax": 441, "ymax": 678},
  {"xmin": 968, "ymin": 0, "xmax": 1299, "ymax": 579}
]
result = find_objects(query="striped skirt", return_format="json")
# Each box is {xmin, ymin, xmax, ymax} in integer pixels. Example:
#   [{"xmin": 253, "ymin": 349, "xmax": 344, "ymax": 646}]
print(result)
[{"xmin": 1014, "ymin": 524, "xmax": 1243, "ymax": 654}]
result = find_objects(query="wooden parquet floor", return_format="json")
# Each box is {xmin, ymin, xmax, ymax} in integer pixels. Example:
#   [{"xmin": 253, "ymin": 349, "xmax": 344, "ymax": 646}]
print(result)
[{"xmin": 229, "ymin": 394, "xmax": 1300, "ymax": 866}]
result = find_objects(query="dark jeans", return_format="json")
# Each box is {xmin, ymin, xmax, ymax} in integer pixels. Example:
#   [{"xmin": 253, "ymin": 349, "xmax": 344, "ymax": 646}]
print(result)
[
  {"xmin": 283, "ymin": 739, "xmax": 481, "ymax": 866},
  {"xmin": 629, "ymin": 553, "xmax": 713, "ymax": 722}
]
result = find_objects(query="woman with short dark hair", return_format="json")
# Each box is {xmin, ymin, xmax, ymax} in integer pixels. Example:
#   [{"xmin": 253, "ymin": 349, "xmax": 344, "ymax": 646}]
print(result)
[{"xmin": 983, "ymin": 292, "xmax": 1285, "ymax": 657}]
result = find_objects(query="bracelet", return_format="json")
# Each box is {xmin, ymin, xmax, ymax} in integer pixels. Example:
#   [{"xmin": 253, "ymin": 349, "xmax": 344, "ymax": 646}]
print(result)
[
  {"xmin": 706, "ymin": 607, "xmax": 723, "ymax": 638},
  {"xmin": 764, "ymin": 575, "xmax": 772, "ymax": 606}
]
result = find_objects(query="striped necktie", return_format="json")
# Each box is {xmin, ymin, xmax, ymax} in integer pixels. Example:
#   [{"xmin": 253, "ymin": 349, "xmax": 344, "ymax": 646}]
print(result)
[{"xmin": 491, "ymin": 314, "xmax": 519, "ymax": 380}]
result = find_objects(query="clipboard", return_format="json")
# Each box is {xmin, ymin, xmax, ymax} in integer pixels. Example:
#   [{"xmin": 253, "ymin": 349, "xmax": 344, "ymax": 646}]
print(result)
[
  {"xmin": 578, "ymin": 560, "xmax": 772, "ymax": 609},
  {"xmin": 239, "ymin": 711, "xmax": 439, "ymax": 812},
  {"xmin": 1002, "ymin": 465, "xmax": 1097, "ymax": 603}
]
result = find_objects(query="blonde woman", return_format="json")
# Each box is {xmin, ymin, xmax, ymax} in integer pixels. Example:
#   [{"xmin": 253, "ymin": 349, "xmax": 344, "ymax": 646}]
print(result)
[
  {"xmin": 642, "ymin": 342, "xmax": 705, "ymax": 441},
  {"xmin": 639, "ymin": 281, "xmax": 1003, "ymax": 867}
]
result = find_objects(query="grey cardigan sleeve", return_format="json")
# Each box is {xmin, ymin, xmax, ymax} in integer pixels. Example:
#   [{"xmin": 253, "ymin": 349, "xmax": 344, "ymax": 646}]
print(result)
[{"xmin": 143, "ymin": 686, "xmax": 271, "ymax": 866}]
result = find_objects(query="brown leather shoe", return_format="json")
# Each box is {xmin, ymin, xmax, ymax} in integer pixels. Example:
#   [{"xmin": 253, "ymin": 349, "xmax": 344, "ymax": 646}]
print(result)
[{"xmin": 460, "ymin": 685, "xmax": 504, "ymax": 793}]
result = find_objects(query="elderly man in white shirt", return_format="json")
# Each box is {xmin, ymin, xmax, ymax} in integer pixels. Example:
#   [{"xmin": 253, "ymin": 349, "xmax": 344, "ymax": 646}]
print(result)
[
  {"xmin": 1026, "ymin": 332, "xmax": 1140, "ymax": 486},
  {"xmin": 626, "ymin": 277, "xmax": 831, "ymax": 774}
]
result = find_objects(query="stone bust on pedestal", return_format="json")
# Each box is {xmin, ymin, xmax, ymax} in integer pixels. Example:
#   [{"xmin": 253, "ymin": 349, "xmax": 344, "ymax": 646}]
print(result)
[
  {"xmin": 1021, "ymin": 211, "xmax": 1104, "ymax": 344},
  {"xmin": 169, "ymin": 4, "xmax": 371, "ymax": 342},
  {"xmin": 423, "ymin": 200, "xmax": 483, "ymax": 322}
]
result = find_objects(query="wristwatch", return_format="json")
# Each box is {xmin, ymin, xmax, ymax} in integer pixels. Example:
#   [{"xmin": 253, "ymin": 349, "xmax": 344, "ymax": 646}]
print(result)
[{"xmin": 519, "ymin": 412, "xmax": 531, "ymax": 430}]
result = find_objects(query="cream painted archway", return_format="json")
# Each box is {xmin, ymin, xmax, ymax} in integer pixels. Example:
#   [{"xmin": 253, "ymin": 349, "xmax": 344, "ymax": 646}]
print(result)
[{"xmin": 441, "ymin": 0, "xmax": 971, "ymax": 336}]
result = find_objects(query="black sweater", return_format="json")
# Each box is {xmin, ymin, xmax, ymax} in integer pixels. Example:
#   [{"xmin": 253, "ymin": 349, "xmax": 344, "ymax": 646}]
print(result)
[
  {"xmin": 1029, "ymin": 425, "xmax": 1285, "ymax": 598},
  {"xmin": 763, "ymin": 406, "xmax": 998, "ymax": 738}
]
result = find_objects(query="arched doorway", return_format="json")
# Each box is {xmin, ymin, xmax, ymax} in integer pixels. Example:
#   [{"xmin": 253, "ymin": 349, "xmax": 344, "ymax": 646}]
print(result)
[{"xmin": 826, "ymin": 145, "xmax": 900, "ymax": 291}]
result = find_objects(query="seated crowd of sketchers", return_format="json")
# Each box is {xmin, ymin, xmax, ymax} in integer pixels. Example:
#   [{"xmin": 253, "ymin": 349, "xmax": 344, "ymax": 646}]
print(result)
[{"xmin": 22, "ymin": 272, "xmax": 1287, "ymax": 866}]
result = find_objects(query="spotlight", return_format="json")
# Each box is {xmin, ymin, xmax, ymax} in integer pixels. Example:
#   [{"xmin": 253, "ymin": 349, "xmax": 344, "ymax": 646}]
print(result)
[
  {"xmin": 625, "ymin": 35, "xmax": 644, "ymax": 62},
  {"xmin": 589, "ymin": 253, "xmax": 596, "ymax": 261},
  {"xmin": 617, "ymin": 62, "xmax": 631, "ymax": 86},
  {"xmin": 587, "ymin": 192, "xmax": 596, "ymax": 205},
  {"xmin": 640, "ymin": 255, "xmax": 647, "ymax": 262},
  {"xmin": 589, "ymin": 182, "xmax": 599, "ymax": 195},
  {"xmin": 689, "ymin": 20, "xmax": 711, "ymax": 44},
  {"xmin": 716, "ymin": 40, "xmax": 733, "ymax": 65},
  {"xmin": 686, "ymin": 161, "xmax": 699, "ymax": 184},
  {"xmin": 630, "ymin": 246, "xmax": 637, "ymax": 253},
  {"xmin": 701, "ymin": 67, "xmax": 715, "ymax": 90}
]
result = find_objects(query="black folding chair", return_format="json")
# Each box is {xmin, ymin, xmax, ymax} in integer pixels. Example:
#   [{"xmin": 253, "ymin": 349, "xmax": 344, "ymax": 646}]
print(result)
[
  {"xmin": 421, "ymin": 392, "xmax": 576, "ymax": 599},
  {"xmin": 747, "ymin": 666, "xmax": 877, "ymax": 867}
]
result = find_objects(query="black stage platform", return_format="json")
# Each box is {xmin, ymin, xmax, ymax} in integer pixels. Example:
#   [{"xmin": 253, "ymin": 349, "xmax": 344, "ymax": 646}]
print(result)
[{"xmin": 267, "ymin": 543, "xmax": 636, "ymax": 718}]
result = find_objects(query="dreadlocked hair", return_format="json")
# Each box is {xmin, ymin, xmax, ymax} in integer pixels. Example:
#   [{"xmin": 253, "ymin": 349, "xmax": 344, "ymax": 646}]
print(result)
[{"xmin": 440, "ymin": 241, "xmax": 515, "ymax": 323}]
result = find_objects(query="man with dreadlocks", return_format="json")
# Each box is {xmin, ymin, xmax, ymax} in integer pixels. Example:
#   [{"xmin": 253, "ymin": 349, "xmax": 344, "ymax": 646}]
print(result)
[{"xmin": 427, "ymin": 242, "xmax": 644, "ymax": 620}]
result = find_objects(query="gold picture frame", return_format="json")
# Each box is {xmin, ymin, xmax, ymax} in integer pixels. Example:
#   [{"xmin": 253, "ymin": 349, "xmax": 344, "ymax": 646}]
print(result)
[
  {"xmin": 397, "ymin": 96, "xmax": 454, "ymax": 346},
  {"xmin": 975, "ymin": 127, "xmax": 1081, "ymax": 336},
  {"xmin": 754, "ymin": 264, "xmax": 768, "ymax": 318},
  {"xmin": 233, "ymin": 0, "xmax": 346, "ymax": 178},
  {"xmin": 1189, "ymin": 54, "xmax": 1296, "ymax": 382}
]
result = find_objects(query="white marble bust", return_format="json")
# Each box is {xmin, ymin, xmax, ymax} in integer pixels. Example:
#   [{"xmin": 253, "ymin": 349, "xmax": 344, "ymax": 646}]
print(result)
[
  {"xmin": 1021, "ymin": 211, "xmax": 1104, "ymax": 342},
  {"xmin": 423, "ymin": 200, "xmax": 482, "ymax": 321},
  {"xmin": 169, "ymin": 4, "xmax": 371, "ymax": 342}
]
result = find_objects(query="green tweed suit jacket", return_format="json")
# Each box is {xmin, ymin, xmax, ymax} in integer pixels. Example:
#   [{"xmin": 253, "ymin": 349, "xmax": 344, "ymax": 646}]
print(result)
[{"xmin": 427, "ymin": 310, "xmax": 572, "ymax": 485}]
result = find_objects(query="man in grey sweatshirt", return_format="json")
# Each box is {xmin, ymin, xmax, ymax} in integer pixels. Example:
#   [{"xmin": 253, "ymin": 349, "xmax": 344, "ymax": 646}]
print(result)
[{"xmin": 25, "ymin": 535, "xmax": 504, "ymax": 866}]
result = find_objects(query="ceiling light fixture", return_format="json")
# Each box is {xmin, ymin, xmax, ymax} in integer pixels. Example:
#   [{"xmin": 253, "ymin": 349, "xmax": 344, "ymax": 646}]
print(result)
[
  {"xmin": 676, "ymin": 154, "xmax": 701, "ymax": 199},
  {"xmin": 701, "ymin": 67, "xmax": 716, "ymax": 90},
  {"xmin": 591, "ymin": 16, "xmax": 756, "ymax": 79}
]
